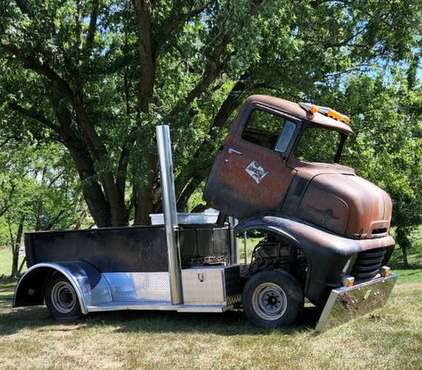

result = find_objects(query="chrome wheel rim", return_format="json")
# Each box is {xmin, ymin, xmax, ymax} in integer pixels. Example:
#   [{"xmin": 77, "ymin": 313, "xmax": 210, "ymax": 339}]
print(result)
[
  {"xmin": 51, "ymin": 281, "xmax": 76, "ymax": 314},
  {"xmin": 252, "ymin": 282, "xmax": 287, "ymax": 321}
]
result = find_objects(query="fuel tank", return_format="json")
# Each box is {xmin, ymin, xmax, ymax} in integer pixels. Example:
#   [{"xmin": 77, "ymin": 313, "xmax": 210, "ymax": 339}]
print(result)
[{"xmin": 283, "ymin": 172, "xmax": 392, "ymax": 239}]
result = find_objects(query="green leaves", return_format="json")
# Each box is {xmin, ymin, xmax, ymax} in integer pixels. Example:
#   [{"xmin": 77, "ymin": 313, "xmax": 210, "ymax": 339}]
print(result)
[
  {"xmin": 0, "ymin": 0, "xmax": 420, "ymax": 226},
  {"xmin": 337, "ymin": 72, "xmax": 422, "ymax": 229}
]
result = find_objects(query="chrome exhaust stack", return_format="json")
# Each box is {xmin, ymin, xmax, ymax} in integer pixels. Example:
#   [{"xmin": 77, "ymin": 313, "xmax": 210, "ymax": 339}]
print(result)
[{"xmin": 156, "ymin": 125, "xmax": 183, "ymax": 305}]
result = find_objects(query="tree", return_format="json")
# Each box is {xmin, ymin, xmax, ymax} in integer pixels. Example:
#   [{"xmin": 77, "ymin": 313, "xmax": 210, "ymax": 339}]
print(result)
[
  {"xmin": 312, "ymin": 70, "xmax": 421, "ymax": 266},
  {"xmin": 0, "ymin": 136, "xmax": 87, "ymax": 277},
  {"xmin": 0, "ymin": 0, "xmax": 420, "ymax": 227}
]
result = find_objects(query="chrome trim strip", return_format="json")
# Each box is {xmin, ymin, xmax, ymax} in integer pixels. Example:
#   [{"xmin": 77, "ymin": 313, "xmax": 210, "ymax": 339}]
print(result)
[
  {"xmin": 87, "ymin": 303, "xmax": 226, "ymax": 313},
  {"xmin": 228, "ymin": 148, "xmax": 242, "ymax": 155}
]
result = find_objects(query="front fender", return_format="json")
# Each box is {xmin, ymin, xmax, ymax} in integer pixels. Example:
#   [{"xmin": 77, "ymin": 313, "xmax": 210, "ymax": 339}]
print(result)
[
  {"xmin": 235, "ymin": 215, "xmax": 395, "ymax": 305},
  {"xmin": 14, "ymin": 261, "xmax": 112, "ymax": 314}
]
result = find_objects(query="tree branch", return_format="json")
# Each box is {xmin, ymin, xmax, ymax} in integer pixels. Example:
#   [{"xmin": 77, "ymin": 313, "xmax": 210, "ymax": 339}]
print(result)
[
  {"xmin": 0, "ymin": 183, "xmax": 16, "ymax": 218},
  {"xmin": 8, "ymin": 101, "xmax": 59, "ymax": 132},
  {"xmin": 156, "ymin": 1, "xmax": 214, "ymax": 55},
  {"xmin": 168, "ymin": 0, "xmax": 264, "ymax": 120},
  {"xmin": 169, "ymin": 32, "xmax": 231, "ymax": 118},
  {"xmin": 116, "ymin": 129, "xmax": 137, "ymax": 197},
  {"xmin": 0, "ymin": 136, "xmax": 14, "ymax": 148},
  {"xmin": 175, "ymin": 71, "xmax": 251, "ymax": 207},
  {"xmin": 84, "ymin": 0, "xmax": 100, "ymax": 53},
  {"xmin": 1, "ymin": 41, "xmax": 73, "ymax": 97},
  {"xmin": 132, "ymin": 0, "xmax": 155, "ymax": 114},
  {"xmin": 15, "ymin": 0, "xmax": 32, "ymax": 16},
  {"xmin": 46, "ymin": 209, "xmax": 66, "ymax": 230},
  {"xmin": 47, "ymin": 169, "xmax": 66, "ymax": 189}
]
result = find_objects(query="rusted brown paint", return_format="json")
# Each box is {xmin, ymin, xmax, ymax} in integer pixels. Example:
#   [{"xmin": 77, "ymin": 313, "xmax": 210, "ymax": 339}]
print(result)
[
  {"xmin": 206, "ymin": 136, "xmax": 296, "ymax": 218},
  {"xmin": 205, "ymin": 100, "xmax": 297, "ymax": 218},
  {"xmin": 205, "ymin": 95, "xmax": 393, "ymax": 242},
  {"xmin": 284, "ymin": 168, "xmax": 392, "ymax": 239}
]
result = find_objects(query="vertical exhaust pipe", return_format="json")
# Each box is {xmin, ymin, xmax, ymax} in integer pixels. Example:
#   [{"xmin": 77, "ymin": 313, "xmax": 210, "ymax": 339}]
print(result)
[{"xmin": 156, "ymin": 125, "xmax": 183, "ymax": 305}]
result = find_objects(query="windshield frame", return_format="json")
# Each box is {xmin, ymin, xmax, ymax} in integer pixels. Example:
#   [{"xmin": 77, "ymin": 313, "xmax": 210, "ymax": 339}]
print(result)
[{"xmin": 293, "ymin": 121, "xmax": 349, "ymax": 164}]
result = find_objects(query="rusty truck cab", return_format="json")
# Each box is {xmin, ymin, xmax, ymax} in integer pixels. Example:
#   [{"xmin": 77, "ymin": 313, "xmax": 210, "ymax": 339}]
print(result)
[
  {"xmin": 204, "ymin": 95, "xmax": 396, "ymax": 326},
  {"xmin": 205, "ymin": 94, "xmax": 354, "ymax": 219}
]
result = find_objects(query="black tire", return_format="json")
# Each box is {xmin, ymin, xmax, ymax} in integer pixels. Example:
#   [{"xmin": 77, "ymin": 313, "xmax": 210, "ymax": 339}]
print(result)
[
  {"xmin": 242, "ymin": 270, "xmax": 303, "ymax": 328},
  {"xmin": 44, "ymin": 274, "xmax": 82, "ymax": 321}
]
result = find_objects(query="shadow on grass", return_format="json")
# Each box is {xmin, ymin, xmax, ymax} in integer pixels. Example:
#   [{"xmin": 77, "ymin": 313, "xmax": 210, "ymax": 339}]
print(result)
[
  {"xmin": 0, "ymin": 277, "xmax": 18, "ymax": 291},
  {"xmin": 390, "ymin": 263, "xmax": 422, "ymax": 270},
  {"xmin": 0, "ymin": 282, "xmax": 321, "ymax": 337},
  {"xmin": 96, "ymin": 305, "xmax": 321, "ymax": 336},
  {"xmin": 396, "ymin": 268, "xmax": 422, "ymax": 274}
]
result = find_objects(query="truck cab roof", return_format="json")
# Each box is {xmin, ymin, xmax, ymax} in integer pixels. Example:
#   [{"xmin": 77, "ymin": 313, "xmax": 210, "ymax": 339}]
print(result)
[{"xmin": 246, "ymin": 95, "xmax": 353, "ymax": 135}]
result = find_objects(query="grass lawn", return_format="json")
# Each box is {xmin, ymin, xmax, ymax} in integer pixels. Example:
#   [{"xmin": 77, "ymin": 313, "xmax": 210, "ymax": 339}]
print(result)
[
  {"xmin": 0, "ymin": 246, "xmax": 11, "ymax": 277},
  {"xmin": 0, "ymin": 270, "xmax": 421, "ymax": 369},
  {"xmin": 0, "ymin": 271, "xmax": 421, "ymax": 369}
]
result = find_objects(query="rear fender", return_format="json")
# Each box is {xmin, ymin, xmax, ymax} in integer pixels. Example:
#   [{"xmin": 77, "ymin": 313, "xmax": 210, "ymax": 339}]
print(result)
[{"xmin": 14, "ymin": 261, "xmax": 112, "ymax": 314}]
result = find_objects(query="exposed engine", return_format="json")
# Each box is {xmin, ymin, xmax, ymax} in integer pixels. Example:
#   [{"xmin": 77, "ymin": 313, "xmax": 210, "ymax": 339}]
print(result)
[{"xmin": 248, "ymin": 234, "xmax": 307, "ymax": 283}]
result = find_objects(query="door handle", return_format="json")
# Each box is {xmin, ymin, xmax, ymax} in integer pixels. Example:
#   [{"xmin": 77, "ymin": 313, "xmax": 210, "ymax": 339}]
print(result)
[{"xmin": 228, "ymin": 148, "xmax": 242, "ymax": 155}]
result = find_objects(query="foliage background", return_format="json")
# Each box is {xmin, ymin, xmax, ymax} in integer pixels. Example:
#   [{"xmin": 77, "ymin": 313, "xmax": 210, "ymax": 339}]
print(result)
[{"xmin": 0, "ymin": 0, "xmax": 420, "ymax": 274}]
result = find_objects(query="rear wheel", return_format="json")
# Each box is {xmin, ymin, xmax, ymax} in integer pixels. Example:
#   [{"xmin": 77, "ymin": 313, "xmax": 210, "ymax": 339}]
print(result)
[
  {"xmin": 242, "ymin": 270, "xmax": 303, "ymax": 328},
  {"xmin": 45, "ymin": 274, "xmax": 82, "ymax": 321}
]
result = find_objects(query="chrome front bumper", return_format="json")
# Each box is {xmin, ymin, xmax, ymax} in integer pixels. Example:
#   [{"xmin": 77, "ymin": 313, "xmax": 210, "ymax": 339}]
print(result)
[{"xmin": 316, "ymin": 273, "xmax": 398, "ymax": 332}]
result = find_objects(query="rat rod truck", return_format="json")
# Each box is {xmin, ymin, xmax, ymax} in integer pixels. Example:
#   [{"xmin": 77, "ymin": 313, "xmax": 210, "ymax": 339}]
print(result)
[{"xmin": 13, "ymin": 95, "xmax": 397, "ymax": 331}]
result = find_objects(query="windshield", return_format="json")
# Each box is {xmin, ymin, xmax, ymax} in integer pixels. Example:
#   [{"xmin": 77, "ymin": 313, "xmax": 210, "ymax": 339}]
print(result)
[{"xmin": 295, "ymin": 125, "xmax": 344, "ymax": 163}]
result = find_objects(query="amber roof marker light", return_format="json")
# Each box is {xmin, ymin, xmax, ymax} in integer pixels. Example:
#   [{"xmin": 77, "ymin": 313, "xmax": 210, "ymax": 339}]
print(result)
[
  {"xmin": 299, "ymin": 102, "xmax": 351, "ymax": 125},
  {"xmin": 310, "ymin": 105, "xmax": 318, "ymax": 114}
]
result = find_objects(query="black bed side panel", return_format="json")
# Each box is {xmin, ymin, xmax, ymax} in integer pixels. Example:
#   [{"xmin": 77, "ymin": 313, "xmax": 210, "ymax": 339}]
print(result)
[
  {"xmin": 25, "ymin": 225, "xmax": 231, "ymax": 273},
  {"xmin": 26, "ymin": 226, "xmax": 169, "ymax": 272}
]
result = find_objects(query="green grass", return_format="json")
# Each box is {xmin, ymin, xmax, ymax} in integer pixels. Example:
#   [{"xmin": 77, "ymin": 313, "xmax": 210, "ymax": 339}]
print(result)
[
  {"xmin": 394, "ymin": 268, "xmax": 422, "ymax": 283},
  {"xmin": 0, "ymin": 246, "xmax": 11, "ymax": 277}
]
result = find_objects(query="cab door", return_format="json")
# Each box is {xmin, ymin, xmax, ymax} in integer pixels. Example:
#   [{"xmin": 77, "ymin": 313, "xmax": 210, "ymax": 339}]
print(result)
[{"xmin": 204, "ymin": 105, "xmax": 298, "ymax": 219}]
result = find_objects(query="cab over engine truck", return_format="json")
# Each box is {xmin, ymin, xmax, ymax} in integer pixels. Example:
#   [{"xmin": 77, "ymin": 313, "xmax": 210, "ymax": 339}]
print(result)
[{"xmin": 14, "ymin": 95, "xmax": 397, "ymax": 331}]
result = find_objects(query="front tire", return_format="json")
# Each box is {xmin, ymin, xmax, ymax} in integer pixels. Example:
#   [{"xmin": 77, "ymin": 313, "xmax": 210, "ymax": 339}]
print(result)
[
  {"xmin": 45, "ymin": 274, "xmax": 82, "ymax": 321},
  {"xmin": 242, "ymin": 270, "xmax": 303, "ymax": 328}
]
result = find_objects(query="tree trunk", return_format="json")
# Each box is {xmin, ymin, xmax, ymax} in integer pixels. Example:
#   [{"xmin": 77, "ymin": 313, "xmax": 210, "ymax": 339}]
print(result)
[
  {"xmin": 52, "ymin": 96, "xmax": 114, "ymax": 227},
  {"xmin": 63, "ymin": 135, "xmax": 113, "ymax": 227},
  {"xmin": 72, "ymin": 93, "xmax": 129, "ymax": 226},
  {"xmin": 396, "ymin": 226, "xmax": 411, "ymax": 268},
  {"xmin": 18, "ymin": 257, "xmax": 27, "ymax": 275},
  {"xmin": 10, "ymin": 216, "xmax": 25, "ymax": 278},
  {"xmin": 134, "ymin": 152, "xmax": 157, "ymax": 224},
  {"xmin": 134, "ymin": 185, "xmax": 155, "ymax": 225},
  {"xmin": 132, "ymin": 0, "xmax": 155, "ymax": 114}
]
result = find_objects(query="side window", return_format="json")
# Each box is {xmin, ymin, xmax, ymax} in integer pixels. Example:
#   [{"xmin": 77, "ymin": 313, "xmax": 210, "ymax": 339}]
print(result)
[
  {"xmin": 275, "ymin": 121, "xmax": 296, "ymax": 153},
  {"xmin": 242, "ymin": 109, "xmax": 296, "ymax": 153}
]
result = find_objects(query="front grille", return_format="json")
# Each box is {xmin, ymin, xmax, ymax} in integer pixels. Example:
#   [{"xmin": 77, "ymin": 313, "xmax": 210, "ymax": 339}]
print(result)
[{"xmin": 351, "ymin": 248, "xmax": 386, "ymax": 281}]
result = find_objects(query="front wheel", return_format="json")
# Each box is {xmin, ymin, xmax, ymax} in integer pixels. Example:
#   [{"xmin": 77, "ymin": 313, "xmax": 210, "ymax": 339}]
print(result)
[
  {"xmin": 242, "ymin": 270, "xmax": 303, "ymax": 328},
  {"xmin": 45, "ymin": 274, "xmax": 82, "ymax": 321}
]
